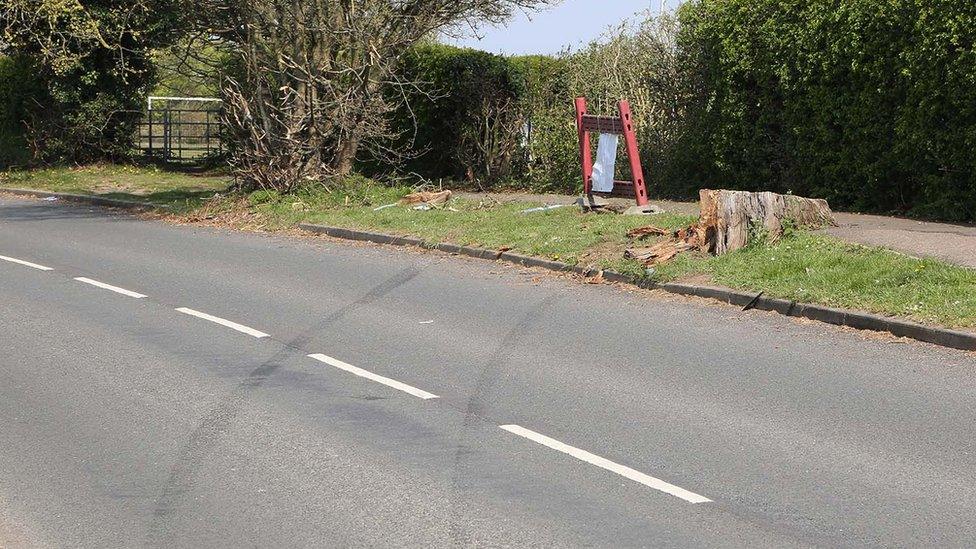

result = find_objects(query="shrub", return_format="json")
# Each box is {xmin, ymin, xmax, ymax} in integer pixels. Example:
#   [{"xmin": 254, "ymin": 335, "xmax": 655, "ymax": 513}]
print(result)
[
  {"xmin": 512, "ymin": 13, "xmax": 690, "ymax": 196},
  {"xmin": 0, "ymin": 55, "xmax": 38, "ymax": 168},
  {"xmin": 676, "ymin": 0, "xmax": 976, "ymax": 222},
  {"xmin": 381, "ymin": 44, "xmax": 528, "ymax": 184},
  {"xmin": 510, "ymin": 54, "xmax": 574, "ymax": 192},
  {"xmin": 2, "ymin": 0, "xmax": 183, "ymax": 164}
]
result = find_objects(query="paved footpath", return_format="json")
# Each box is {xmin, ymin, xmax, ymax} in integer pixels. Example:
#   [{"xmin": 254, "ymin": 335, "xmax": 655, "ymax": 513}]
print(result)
[
  {"xmin": 459, "ymin": 192, "xmax": 976, "ymax": 269},
  {"xmin": 2, "ymin": 195, "xmax": 976, "ymax": 547}
]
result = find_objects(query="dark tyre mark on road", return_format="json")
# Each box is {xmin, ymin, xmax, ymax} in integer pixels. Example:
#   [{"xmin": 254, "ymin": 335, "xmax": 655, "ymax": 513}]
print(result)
[
  {"xmin": 447, "ymin": 295, "xmax": 557, "ymax": 546},
  {"xmin": 146, "ymin": 266, "xmax": 421, "ymax": 546}
]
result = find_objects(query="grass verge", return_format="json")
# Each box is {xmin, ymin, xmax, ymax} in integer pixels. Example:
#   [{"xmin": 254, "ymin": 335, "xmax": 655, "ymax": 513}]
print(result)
[
  {"xmin": 0, "ymin": 164, "xmax": 231, "ymax": 212},
  {"xmin": 4, "ymin": 166, "xmax": 975, "ymax": 330}
]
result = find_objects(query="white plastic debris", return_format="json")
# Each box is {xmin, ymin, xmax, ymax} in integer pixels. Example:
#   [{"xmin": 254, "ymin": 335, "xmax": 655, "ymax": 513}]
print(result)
[
  {"xmin": 42, "ymin": 196, "xmax": 59, "ymax": 201},
  {"xmin": 520, "ymin": 204, "xmax": 566, "ymax": 214},
  {"xmin": 372, "ymin": 203, "xmax": 397, "ymax": 211},
  {"xmin": 591, "ymin": 133, "xmax": 618, "ymax": 193}
]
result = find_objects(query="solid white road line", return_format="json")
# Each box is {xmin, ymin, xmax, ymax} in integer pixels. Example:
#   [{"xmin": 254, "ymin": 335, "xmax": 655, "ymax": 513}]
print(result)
[
  {"xmin": 0, "ymin": 254, "xmax": 53, "ymax": 271},
  {"xmin": 307, "ymin": 353, "xmax": 439, "ymax": 400},
  {"xmin": 499, "ymin": 424, "xmax": 712, "ymax": 504},
  {"xmin": 74, "ymin": 277, "xmax": 147, "ymax": 298},
  {"xmin": 175, "ymin": 307, "xmax": 270, "ymax": 338}
]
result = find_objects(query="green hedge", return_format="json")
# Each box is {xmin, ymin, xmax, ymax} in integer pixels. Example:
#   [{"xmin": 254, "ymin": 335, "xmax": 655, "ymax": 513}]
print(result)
[
  {"xmin": 676, "ymin": 0, "xmax": 976, "ymax": 222},
  {"xmin": 0, "ymin": 55, "xmax": 37, "ymax": 168},
  {"xmin": 510, "ymin": 54, "xmax": 576, "ymax": 192},
  {"xmin": 383, "ymin": 44, "xmax": 528, "ymax": 183},
  {"xmin": 378, "ymin": 19, "xmax": 693, "ymax": 198}
]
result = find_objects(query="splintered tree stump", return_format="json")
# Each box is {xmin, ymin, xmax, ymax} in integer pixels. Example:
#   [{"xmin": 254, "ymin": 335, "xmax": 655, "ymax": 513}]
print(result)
[
  {"xmin": 698, "ymin": 189, "xmax": 835, "ymax": 255},
  {"xmin": 624, "ymin": 189, "xmax": 836, "ymax": 266}
]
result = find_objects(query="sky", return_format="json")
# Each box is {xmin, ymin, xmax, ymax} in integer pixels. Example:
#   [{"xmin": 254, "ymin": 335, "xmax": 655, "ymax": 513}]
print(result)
[{"xmin": 449, "ymin": 0, "xmax": 672, "ymax": 56}]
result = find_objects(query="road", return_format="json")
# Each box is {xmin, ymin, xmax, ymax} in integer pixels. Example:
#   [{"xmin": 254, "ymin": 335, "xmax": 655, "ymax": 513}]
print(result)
[{"xmin": 1, "ymin": 195, "xmax": 975, "ymax": 548}]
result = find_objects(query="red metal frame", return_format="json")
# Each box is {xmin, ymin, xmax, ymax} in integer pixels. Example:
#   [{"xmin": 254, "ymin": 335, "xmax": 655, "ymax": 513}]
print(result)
[{"xmin": 574, "ymin": 97, "xmax": 649, "ymax": 206}]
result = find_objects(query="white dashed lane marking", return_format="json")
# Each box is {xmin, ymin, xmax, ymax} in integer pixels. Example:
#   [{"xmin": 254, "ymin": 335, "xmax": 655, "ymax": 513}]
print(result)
[
  {"xmin": 74, "ymin": 277, "xmax": 147, "ymax": 299},
  {"xmin": 2, "ymin": 246, "xmax": 708, "ymax": 504},
  {"xmin": 175, "ymin": 307, "xmax": 270, "ymax": 338},
  {"xmin": 308, "ymin": 353, "xmax": 439, "ymax": 400},
  {"xmin": 500, "ymin": 424, "xmax": 712, "ymax": 504},
  {"xmin": 0, "ymin": 254, "xmax": 53, "ymax": 271}
]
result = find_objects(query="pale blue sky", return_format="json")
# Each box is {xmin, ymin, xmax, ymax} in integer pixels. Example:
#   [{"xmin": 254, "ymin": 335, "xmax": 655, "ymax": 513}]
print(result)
[{"xmin": 450, "ymin": 0, "xmax": 672, "ymax": 55}]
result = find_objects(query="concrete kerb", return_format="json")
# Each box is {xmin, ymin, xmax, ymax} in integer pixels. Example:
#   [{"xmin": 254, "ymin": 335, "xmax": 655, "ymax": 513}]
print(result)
[
  {"xmin": 0, "ymin": 187, "xmax": 171, "ymax": 212},
  {"xmin": 2, "ymin": 192, "xmax": 967, "ymax": 353},
  {"xmin": 298, "ymin": 222, "xmax": 976, "ymax": 353}
]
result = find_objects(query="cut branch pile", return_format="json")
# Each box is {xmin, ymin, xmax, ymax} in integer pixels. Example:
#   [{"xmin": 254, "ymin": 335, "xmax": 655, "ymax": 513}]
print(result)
[{"xmin": 625, "ymin": 189, "xmax": 835, "ymax": 266}]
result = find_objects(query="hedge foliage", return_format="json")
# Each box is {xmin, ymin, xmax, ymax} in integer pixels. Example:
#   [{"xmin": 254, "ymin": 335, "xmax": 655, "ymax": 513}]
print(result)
[
  {"xmin": 516, "ymin": 14, "xmax": 690, "ymax": 196},
  {"xmin": 676, "ymin": 0, "xmax": 976, "ymax": 221},
  {"xmin": 0, "ymin": 55, "xmax": 36, "ymax": 168},
  {"xmin": 382, "ymin": 20, "xmax": 687, "ymax": 194},
  {"xmin": 2, "ymin": 0, "xmax": 184, "ymax": 165},
  {"xmin": 387, "ymin": 44, "xmax": 528, "ymax": 183}
]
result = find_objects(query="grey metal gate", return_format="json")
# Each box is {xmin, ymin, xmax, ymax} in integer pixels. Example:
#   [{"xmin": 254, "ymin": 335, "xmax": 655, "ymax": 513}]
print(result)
[{"xmin": 137, "ymin": 97, "xmax": 223, "ymax": 163}]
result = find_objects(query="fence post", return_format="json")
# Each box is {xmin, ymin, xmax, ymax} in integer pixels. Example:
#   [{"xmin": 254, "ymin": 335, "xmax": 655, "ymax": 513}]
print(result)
[{"xmin": 163, "ymin": 110, "xmax": 170, "ymax": 161}]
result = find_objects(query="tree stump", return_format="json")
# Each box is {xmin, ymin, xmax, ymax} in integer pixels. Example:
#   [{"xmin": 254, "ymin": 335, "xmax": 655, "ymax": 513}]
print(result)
[{"xmin": 698, "ymin": 189, "xmax": 835, "ymax": 255}]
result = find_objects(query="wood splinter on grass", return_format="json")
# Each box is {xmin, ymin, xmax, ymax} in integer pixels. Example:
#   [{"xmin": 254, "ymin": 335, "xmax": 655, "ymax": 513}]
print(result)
[
  {"xmin": 626, "ymin": 225, "xmax": 669, "ymax": 240},
  {"xmin": 400, "ymin": 190, "xmax": 452, "ymax": 206},
  {"xmin": 625, "ymin": 230, "xmax": 699, "ymax": 265}
]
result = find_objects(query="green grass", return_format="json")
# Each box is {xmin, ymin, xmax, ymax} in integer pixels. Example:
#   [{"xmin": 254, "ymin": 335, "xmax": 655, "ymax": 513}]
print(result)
[
  {"xmin": 654, "ymin": 233, "xmax": 976, "ymax": 328},
  {"xmin": 0, "ymin": 164, "xmax": 231, "ymax": 212},
  {"xmin": 242, "ymin": 184, "xmax": 696, "ymax": 268},
  {"xmin": 5, "ymin": 166, "xmax": 975, "ymax": 330}
]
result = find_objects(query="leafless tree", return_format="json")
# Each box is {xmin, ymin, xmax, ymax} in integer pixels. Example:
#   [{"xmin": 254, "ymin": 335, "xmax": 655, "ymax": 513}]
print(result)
[{"xmin": 191, "ymin": 0, "xmax": 556, "ymax": 192}]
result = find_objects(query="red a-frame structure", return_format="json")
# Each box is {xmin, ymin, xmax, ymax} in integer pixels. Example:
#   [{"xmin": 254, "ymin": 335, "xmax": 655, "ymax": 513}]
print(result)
[{"xmin": 574, "ymin": 97, "xmax": 649, "ymax": 206}]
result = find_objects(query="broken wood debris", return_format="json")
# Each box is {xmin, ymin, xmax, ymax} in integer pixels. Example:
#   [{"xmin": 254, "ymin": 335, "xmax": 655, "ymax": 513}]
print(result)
[
  {"xmin": 626, "ymin": 225, "xmax": 668, "ymax": 240},
  {"xmin": 584, "ymin": 270, "xmax": 605, "ymax": 284},
  {"xmin": 624, "ymin": 189, "xmax": 835, "ymax": 266},
  {"xmin": 399, "ymin": 190, "xmax": 452, "ymax": 206},
  {"xmin": 625, "ymin": 227, "xmax": 701, "ymax": 265}
]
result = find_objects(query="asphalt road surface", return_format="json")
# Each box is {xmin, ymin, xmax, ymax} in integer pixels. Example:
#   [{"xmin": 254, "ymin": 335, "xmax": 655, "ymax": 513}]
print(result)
[{"xmin": 2, "ymin": 195, "xmax": 975, "ymax": 548}]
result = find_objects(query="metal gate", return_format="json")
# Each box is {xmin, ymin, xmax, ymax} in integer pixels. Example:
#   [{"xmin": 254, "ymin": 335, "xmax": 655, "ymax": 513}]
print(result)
[{"xmin": 137, "ymin": 96, "xmax": 223, "ymax": 163}]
